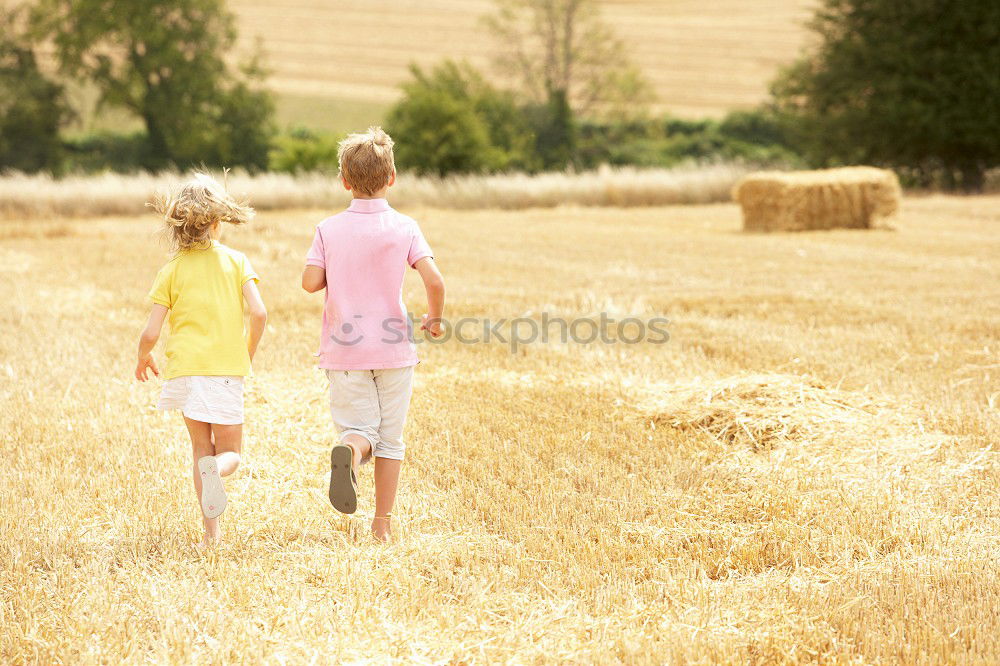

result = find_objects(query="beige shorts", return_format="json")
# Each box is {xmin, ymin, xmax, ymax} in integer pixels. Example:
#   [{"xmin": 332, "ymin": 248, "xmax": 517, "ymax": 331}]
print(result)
[
  {"xmin": 325, "ymin": 366, "xmax": 414, "ymax": 463},
  {"xmin": 158, "ymin": 375, "xmax": 244, "ymax": 425}
]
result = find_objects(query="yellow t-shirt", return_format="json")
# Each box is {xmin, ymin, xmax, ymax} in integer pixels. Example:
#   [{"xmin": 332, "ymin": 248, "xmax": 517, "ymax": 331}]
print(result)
[{"xmin": 149, "ymin": 241, "xmax": 259, "ymax": 380}]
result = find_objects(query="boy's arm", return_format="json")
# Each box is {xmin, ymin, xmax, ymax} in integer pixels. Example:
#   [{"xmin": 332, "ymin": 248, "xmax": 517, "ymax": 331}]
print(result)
[
  {"xmin": 243, "ymin": 280, "xmax": 268, "ymax": 362},
  {"xmin": 135, "ymin": 304, "xmax": 168, "ymax": 381},
  {"xmin": 414, "ymin": 257, "xmax": 445, "ymax": 337},
  {"xmin": 302, "ymin": 266, "xmax": 326, "ymax": 293}
]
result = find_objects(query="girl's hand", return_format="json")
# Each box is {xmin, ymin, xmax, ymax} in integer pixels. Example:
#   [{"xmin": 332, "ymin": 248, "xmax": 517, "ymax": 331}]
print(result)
[
  {"xmin": 420, "ymin": 314, "xmax": 443, "ymax": 338},
  {"xmin": 135, "ymin": 354, "xmax": 160, "ymax": 381}
]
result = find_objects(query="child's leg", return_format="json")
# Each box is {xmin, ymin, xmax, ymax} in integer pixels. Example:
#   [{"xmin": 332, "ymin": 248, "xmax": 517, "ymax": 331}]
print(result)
[
  {"xmin": 373, "ymin": 458, "xmax": 402, "ymax": 525},
  {"xmin": 326, "ymin": 369, "xmax": 380, "ymax": 514},
  {"xmin": 371, "ymin": 366, "xmax": 414, "ymax": 541},
  {"xmin": 211, "ymin": 424, "xmax": 242, "ymax": 476},
  {"xmin": 184, "ymin": 416, "xmax": 219, "ymax": 542},
  {"xmin": 343, "ymin": 434, "xmax": 371, "ymax": 473}
]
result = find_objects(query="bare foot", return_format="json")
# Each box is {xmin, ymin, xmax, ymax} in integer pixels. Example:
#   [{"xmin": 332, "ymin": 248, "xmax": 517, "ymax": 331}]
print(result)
[{"xmin": 371, "ymin": 516, "xmax": 391, "ymax": 543}]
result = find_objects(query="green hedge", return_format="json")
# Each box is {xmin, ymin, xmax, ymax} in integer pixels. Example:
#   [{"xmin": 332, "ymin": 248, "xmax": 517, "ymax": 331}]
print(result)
[
  {"xmin": 62, "ymin": 132, "xmax": 153, "ymax": 173},
  {"xmin": 52, "ymin": 107, "xmax": 803, "ymax": 175},
  {"xmin": 577, "ymin": 109, "xmax": 801, "ymax": 170}
]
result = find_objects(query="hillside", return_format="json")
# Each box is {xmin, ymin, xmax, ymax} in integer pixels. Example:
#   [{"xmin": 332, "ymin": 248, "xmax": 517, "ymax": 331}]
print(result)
[{"xmin": 232, "ymin": 0, "xmax": 818, "ymax": 120}]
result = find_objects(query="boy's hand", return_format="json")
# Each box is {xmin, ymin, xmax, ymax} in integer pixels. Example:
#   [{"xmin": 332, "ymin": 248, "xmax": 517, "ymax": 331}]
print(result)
[
  {"xmin": 420, "ymin": 314, "xmax": 443, "ymax": 338},
  {"xmin": 135, "ymin": 353, "xmax": 159, "ymax": 381}
]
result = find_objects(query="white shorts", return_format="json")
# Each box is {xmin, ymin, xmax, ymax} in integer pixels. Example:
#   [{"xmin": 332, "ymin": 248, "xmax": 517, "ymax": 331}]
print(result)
[
  {"xmin": 157, "ymin": 375, "xmax": 245, "ymax": 425},
  {"xmin": 326, "ymin": 366, "xmax": 414, "ymax": 463}
]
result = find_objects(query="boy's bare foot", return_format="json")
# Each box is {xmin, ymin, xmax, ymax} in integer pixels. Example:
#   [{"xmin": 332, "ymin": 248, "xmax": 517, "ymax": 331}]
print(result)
[{"xmin": 371, "ymin": 515, "xmax": 391, "ymax": 543}]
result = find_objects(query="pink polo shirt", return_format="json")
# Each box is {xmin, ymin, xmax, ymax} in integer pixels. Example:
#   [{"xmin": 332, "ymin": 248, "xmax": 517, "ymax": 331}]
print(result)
[{"xmin": 305, "ymin": 198, "xmax": 433, "ymax": 370}]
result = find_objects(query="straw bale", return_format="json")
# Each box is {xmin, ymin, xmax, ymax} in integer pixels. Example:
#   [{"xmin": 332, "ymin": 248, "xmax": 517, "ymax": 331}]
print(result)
[{"xmin": 733, "ymin": 167, "xmax": 901, "ymax": 231}]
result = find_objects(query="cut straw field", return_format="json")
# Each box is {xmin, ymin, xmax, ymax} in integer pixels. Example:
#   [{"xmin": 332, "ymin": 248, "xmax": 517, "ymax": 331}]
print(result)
[
  {"xmin": 2, "ymin": 195, "xmax": 999, "ymax": 662},
  {"xmin": 229, "ymin": 0, "xmax": 817, "ymax": 119}
]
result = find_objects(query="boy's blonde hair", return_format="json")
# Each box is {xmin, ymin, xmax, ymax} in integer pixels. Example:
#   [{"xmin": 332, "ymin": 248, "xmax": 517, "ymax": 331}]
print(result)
[
  {"xmin": 338, "ymin": 127, "xmax": 395, "ymax": 196},
  {"xmin": 150, "ymin": 173, "xmax": 254, "ymax": 251}
]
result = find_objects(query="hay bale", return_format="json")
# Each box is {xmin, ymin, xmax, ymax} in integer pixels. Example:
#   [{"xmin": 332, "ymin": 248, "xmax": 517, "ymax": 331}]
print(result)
[{"xmin": 733, "ymin": 167, "xmax": 901, "ymax": 232}]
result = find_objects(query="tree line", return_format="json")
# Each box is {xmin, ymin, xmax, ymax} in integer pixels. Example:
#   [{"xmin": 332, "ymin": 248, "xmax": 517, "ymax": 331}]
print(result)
[{"xmin": 1, "ymin": 0, "xmax": 997, "ymax": 190}]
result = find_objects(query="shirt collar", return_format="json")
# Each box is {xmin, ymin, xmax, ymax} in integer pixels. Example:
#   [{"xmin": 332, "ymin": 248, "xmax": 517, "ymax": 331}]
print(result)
[{"xmin": 347, "ymin": 198, "xmax": 391, "ymax": 213}]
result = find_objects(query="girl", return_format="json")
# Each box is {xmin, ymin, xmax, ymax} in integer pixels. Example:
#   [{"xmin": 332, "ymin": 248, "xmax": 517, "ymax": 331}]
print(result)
[{"xmin": 135, "ymin": 173, "xmax": 267, "ymax": 547}]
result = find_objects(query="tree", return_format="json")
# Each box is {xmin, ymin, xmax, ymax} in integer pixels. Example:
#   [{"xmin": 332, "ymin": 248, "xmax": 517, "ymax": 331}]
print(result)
[
  {"xmin": 484, "ymin": 0, "xmax": 653, "ymax": 120},
  {"xmin": 33, "ymin": 0, "xmax": 274, "ymax": 171},
  {"xmin": 772, "ymin": 0, "xmax": 1000, "ymax": 191},
  {"xmin": 524, "ymin": 88, "xmax": 576, "ymax": 169},
  {"xmin": 0, "ymin": 10, "xmax": 71, "ymax": 172},
  {"xmin": 387, "ymin": 61, "xmax": 541, "ymax": 176}
]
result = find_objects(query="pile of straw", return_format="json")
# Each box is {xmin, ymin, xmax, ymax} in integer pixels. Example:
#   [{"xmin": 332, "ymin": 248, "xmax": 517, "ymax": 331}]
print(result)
[
  {"xmin": 642, "ymin": 373, "xmax": 893, "ymax": 451},
  {"xmin": 733, "ymin": 167, "xmax": 901, "ymax": 231}
]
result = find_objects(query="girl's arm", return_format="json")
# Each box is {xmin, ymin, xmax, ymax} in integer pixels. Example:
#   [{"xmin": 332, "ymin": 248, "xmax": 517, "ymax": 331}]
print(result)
[
  {"xmin": 243, "ymin": 280, "xmax": 268, "ymax": 362},
  {"xmin": 135, "ymin": 304, "xmax": 168, "ymax": 381},
  {"xmin": 414, "ymin": 257, "xmax": 445, "ymax": 337}
]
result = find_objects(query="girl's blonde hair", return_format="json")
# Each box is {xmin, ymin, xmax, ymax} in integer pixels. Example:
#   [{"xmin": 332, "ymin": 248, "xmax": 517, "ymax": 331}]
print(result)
[{"xmin": 150, "ymin": 172, "xmax": 254, "ymax": 251}]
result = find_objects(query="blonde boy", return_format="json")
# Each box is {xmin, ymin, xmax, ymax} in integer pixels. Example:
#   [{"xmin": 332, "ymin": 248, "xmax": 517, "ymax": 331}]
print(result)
[{"xmin": 302, "ymin": 127, "xmax": 445, "ymax": 542}]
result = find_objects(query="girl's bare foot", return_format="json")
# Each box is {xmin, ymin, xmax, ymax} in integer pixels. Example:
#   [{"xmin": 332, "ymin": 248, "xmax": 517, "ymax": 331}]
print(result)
[
  {"xmin": 371, "ymin": 515, "xmax": 392, "ymax": 543},
  {"xmin": 202, "ymin": 514, "xmax": 221, "ymax": 546}
]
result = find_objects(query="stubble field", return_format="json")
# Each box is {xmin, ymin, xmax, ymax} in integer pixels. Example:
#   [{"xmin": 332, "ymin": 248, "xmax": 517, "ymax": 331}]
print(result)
[{"xmin": 1, "ymin": 195, "xmax": 998, "ymax": 663}]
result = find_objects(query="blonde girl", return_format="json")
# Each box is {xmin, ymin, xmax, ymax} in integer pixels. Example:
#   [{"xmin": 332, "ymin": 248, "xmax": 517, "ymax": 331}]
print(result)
[{"xmin": 135, "ymin": 173, "xmax": 267, "ymax": 547}]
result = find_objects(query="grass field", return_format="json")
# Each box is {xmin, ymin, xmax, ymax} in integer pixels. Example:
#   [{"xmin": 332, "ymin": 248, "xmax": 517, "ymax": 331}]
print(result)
[
  {"xmin": 2, "ymin": 195, "xmax": 999, "ymax": 662},
  {"xmin": 231, "ymin": 0, "xmax": 817, "ymax": 119}
]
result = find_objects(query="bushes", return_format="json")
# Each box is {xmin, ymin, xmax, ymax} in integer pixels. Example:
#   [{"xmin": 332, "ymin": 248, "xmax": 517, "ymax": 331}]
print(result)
[
  {"xmin": 39, "ymin": 111, "xmax": 802, "ymax": 176},
  {"xmin": 383, "ymin": 61, "xmax": 799, "ymax": 177},
  {"xmin": 389, "ymin": 89, "xmax": 498, "ymax": 176},
  {"xmin": 268, "ymin": 127, "xmax": 341, "ymax": 174},
  {"xmin": 0, "ymin": 14, "xmax": 70, "ymax": 173},
  {"xmin": 63, "ymin": 132, "xmax": 151, "ymax": 173},
  {"xmin": 577, "ymin": 109, "xmax": 800, "ymax": 170},
  {"xmin": 387, "ymin": 61, "xmax": 540, "ymax": 176}
]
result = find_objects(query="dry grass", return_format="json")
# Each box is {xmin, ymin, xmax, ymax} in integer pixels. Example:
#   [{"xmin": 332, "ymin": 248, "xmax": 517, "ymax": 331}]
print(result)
[
  {"xmin": 641, "ymin": 373, "xmax": 910, "ymax": 452},
  {"xmin": 2, "ymin": 195, "xmax": 999, "ymax": 663},
  {"xmin": 734, "ymin": 167, "xmax": 902, "ymax": 232},
  {"xmin": 0, "ymin": 164, "xmax": 748, "ymax": 219},
  {"xmin": 229, "ymin": 0, "xmax": 817, "ymax": 118}
]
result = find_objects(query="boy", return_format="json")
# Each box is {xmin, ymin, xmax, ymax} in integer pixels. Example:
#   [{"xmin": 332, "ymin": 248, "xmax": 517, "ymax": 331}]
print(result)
[{"xmin": 302, "ymin": 126, "xmax": 445, "ymax": 543}]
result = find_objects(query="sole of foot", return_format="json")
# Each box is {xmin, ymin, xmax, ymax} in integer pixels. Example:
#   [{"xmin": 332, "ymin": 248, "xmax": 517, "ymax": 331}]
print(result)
[
  {"xmin": 198, "ymin": 456, "xmax": 227, "ymax": 519},
  {"xmin": 329, "ymin": 444, "xmax": 358, "ymax": 514}
]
